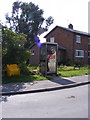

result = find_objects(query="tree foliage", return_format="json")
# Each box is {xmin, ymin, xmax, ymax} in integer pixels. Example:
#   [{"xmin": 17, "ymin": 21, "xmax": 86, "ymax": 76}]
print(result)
[
  {"xmin": 2, "ymin": 26, "xmax": 31, "ymax": 65},
  {"xmin": 6, "ymin": 1, "xmax": 54, "ymax": 48}
]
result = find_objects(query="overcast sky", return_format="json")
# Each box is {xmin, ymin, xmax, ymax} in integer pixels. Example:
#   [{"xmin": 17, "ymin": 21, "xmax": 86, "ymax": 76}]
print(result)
[{"xmin": 0, "ymin": 0, "xmax": 89, "ymax": 42}]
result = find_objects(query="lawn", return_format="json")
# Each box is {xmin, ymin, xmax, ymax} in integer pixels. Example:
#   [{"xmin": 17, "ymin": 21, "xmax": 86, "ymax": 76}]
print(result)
[
  {"xmin": 2, "ymin": 65, "xmax": 89, "ymax": 84},
  {"xmin": 57, "ymin": 65, "xmax": 89, "ymax": 77},
  {"xmin": 2, "ymin": 74, "xmax": 51, "ymax": 84}
]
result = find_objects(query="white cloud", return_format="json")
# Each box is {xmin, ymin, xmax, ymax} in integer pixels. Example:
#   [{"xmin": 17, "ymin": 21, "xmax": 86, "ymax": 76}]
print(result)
[{"xmin": 0, "ymin": 0, "xmax": 89, "ymax": 42}]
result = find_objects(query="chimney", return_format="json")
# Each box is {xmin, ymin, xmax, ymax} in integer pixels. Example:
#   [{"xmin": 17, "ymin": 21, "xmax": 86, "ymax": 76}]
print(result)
[{"xmin": 68, "ymin": 24, "xmax": 73, "ymax": 29}]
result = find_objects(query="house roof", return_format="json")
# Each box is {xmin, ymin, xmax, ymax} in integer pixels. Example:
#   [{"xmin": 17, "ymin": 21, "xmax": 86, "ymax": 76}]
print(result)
[
  {"xmin": 29, "ymin": 43, "xmax": 36, "ymax": 49},
  {"xmin": 44, "ymin": 26, "xmax": 90, "ymax": 38},
  {"xmin": 58, "ymin": 45, "xmax": 66, "ymax": 51},
  {"xmin": 29, "ymin": 42, "xmax": 66, "ymax": 51}
]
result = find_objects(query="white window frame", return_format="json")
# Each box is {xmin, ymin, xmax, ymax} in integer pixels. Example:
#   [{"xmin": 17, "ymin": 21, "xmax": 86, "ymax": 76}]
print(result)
[
  {"xmin": 88, "ymin": 51, "xmax": 90, "ymax": 58},
  {"xmin": 50, "ymin": 37, "xmax": 54, "ymax": 43},
  {"xmin": 75, "ymin": 50, "xmax": 84, "ymax": 58},
  {"xmin": 31, "ymin": 50, "xmax": 35, "ymax": 55},
  {"xmin": 88, "ymin": 38, "xmax": 90, "ymax": 44},
  {"xmin": 76, "ymin": 35, "xmax": 81, "ymax": 43}
]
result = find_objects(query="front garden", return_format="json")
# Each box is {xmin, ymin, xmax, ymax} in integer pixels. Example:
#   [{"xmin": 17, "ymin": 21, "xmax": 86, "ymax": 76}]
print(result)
[
  {"xmin": 57, "ymin": 65, "xmax": 89, "ymax": 77},
  {"xmin": 2, "ymin": 65, "xmax": 89, "ymax": 84}
]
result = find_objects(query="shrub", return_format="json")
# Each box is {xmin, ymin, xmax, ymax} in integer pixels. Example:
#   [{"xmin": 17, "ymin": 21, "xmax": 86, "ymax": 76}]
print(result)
[
  {"xmin": 2, "ymin": 26, "xmax": 31, "ymax": 65},
  {"xmin": 19, "ymin": 63, "xmax": 30, "ymax": 75},
  {"xmin": 65, "ymin": 59, "xmax": 74, "ymax": 66}
]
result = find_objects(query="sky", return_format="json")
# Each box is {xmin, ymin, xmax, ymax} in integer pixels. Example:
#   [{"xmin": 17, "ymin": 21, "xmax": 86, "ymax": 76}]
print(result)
[{"xmin": 0, "ymin": 0, "xmax": 89, "ymax": 42}]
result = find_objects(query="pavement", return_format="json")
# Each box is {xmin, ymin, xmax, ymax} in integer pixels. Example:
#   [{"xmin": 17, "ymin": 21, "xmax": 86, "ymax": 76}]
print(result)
[{"xmin": 1, "ymin": 75, "xmax": 90, "ymax": 96}]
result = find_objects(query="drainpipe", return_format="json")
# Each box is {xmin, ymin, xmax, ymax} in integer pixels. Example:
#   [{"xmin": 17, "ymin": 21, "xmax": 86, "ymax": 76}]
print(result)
[{"xmin": 73, "ymin": 33, "xmax": 75, "ymax": 64}]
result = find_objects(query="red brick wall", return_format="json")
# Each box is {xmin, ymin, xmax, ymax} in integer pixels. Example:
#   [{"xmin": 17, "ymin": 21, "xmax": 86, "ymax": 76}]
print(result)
[
  {"xmin": 29, "ymin": 27, "xmax": 89, "ymax": 65},
  {"xmin": 29, "ymin": 44, "xmax": 40, "ymax": 66},
  {"xmin": 46, "ymin": 27, "xmax": 89, "ymax": 64},
  {"xmin": 88, "ymin": 44, "xmax": 90, "ymax": 64},
  {"xmin": 46, "ymin": 27, "xmax": 74, "ymax": 61},
  {"xmin": 74, "ymin": 34, "xmax": 88, "ymax": 64}
]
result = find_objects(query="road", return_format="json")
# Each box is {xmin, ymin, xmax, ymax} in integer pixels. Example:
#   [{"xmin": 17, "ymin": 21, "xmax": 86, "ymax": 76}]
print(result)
[{"xmin": 1, "ymin": 85, "xmax": 88, "ymax": 118}]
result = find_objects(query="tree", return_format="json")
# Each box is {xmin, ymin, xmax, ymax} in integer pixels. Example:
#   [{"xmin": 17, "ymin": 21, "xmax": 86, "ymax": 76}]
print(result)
[
  {"xmin": 2, "ymin": 26, "xmax": 30, "ymax": 65},
  {"xmin": 6, "ymin": 1, "xmax": 54, "ymax": 48}
]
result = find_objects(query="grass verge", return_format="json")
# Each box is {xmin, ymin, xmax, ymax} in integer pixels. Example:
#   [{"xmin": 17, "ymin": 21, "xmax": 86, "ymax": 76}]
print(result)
[
  {"xmin": 57, "ymin": 66, "xmax": 89, "ymax": 77},
  {"xmin": 2, "ymin": 65, "xmax": 89, "ymax": 84},
  {"xmin": 2, "ymin": 74, "xmax": 52, "ymax": 84}
]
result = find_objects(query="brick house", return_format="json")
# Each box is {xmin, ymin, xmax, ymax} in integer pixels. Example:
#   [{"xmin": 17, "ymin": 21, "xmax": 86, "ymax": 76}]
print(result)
[
  {"xmin": 29, "ymin": 43, "xmax": 40, "ymax": 65},
  {"xmin": 44, "ymin": 24, "xmax": 90, "ymax": 65},
  {"xmin": 29, "ymin": 24, "xmax": 90, "ymax": 65}
]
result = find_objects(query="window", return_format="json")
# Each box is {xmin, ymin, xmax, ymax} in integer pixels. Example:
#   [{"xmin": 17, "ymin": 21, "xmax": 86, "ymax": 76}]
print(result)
[
  {"xmin": 88, "ymin": 51, "xmax": 90, "ymax": 58},
  {"xmin": 88, "ymin": 38, "xmax": 90, "ymax": 44},
  {"xmin": 75, "ymin": 50, "xmax": 84, "ymax": 58},
  {"xmin": 31, "ymin": 50, "xmax": 34, "ymax": 55},
  {"xmin": 76, "ymin": 35, "xmax": 81, "ymax": 43},
  {"xmin": 50, "ymin": 37, "xmax": 54, "ymax": 43}
]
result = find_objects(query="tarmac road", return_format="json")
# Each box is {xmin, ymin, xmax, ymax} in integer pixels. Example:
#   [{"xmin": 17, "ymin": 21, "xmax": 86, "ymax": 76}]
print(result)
[{"xmin": 1, "ymin": 84, "xmax": 88, "ymax": 118}]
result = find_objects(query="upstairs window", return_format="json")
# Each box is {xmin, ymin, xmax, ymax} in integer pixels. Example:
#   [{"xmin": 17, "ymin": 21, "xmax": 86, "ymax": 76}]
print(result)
[
  {"xmin": 50, "ymin": 37, "xmax": 54, "ymax": 43},
  {"xmin": 88, "ymin": 38, "xmax": 90, "ymax": 44},
  {"xmin": 76, "ymin": 35, "xmax": 81, "ymax": 43},
  {"xmin": 75, "ymin": 50, "xmax": 84, "ymax": 58}
]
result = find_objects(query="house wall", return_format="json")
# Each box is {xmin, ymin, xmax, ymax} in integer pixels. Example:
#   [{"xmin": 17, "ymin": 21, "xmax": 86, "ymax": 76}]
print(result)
[
  {"xmin": 88, "ymin": 44, "xmax": 90, "ymax": 64},
  {"xmin": 29, "ymin": 44, "xmax": 40, "ymax": 66},
  {"xmin": 29, "ymin": 26, "xmax": 90, "ymax": 66},
  {"xmin": 46, "ymin": 27, "xmax": 90, "ymax": 65},
  {"xmin": 74, "ymin": 34, "xmax": 89, "ymax": 64},
  {"xmin": 46, "ymin": 27, "xmax": 74, "ymax": 62}
]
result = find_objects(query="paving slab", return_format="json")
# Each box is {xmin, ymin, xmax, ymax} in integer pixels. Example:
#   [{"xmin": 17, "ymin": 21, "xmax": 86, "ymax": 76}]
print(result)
[{"xmin": 0, "ymin": 75, "xmax": 89, "ymax": 95}]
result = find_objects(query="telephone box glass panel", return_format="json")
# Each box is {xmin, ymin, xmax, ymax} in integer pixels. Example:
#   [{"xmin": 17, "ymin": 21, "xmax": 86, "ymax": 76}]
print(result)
[{"xmin": 47, "ymin": 45, "xmax": 57, "ymax": 73}]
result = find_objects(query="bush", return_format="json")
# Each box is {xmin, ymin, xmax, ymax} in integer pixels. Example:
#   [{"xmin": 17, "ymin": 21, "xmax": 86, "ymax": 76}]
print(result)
[
  {"xmin": 19, "ymin": 63, "xmax": 30, "ymax": 75},
  {"xmin": 74, "ymin": 61, "xmax": 83, "ymax": 66},
  {"xmin": 58, "ymin": 61, "xmax": 66, "ymax": 66},
  {"xmin": 27, "ymin": 65, "xmax": 40, "ymax": 75},
  {"xmin": 2, "ymin": 26, "xmax": 31, "ymax": 65},
  {"xmin": 65, "ymin": 59, "xmax": 74, "ymax": 66}
]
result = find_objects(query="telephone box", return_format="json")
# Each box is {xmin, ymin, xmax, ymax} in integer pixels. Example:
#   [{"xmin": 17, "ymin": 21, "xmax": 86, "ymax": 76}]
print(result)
[{"xmin": 40, "ymin": 42, "xmax": 58, "ymax": 75}]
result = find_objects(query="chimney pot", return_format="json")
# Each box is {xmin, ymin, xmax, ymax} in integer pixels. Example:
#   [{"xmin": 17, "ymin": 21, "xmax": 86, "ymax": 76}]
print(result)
[{"xmin": 68, "ymin": 24, "xmax": 73, "ymax": 29}]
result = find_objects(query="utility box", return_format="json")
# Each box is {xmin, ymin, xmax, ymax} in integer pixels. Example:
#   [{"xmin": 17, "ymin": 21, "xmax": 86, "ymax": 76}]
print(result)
[
  {"xmin": 7, "ymin": 64, "xmax": 20, "ymax": 77},
  {"xmin": 40, "ymin": 42, "xmax": 58, "ymax": 75}
]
